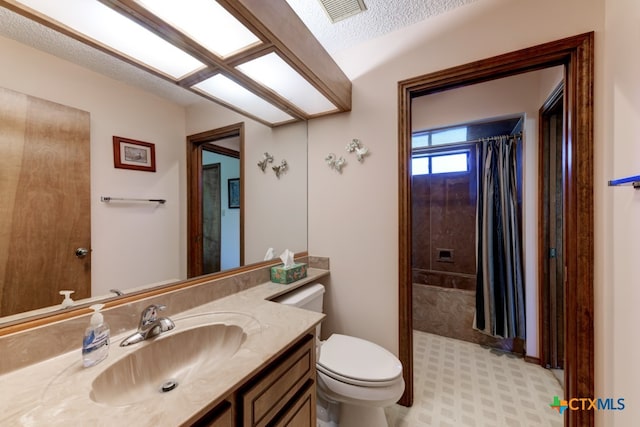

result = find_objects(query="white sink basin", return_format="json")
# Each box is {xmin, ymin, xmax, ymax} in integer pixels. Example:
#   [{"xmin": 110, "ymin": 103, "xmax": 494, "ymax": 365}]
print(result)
[{"xmin": 90, "ymin": 323, "xmax": 246, "ymax": 406}]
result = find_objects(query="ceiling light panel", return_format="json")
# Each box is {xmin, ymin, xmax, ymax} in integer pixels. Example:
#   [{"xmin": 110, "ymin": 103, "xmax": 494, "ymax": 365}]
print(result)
[
  {"xmin": 194, "ymin": 75, "xmax": 294, "ymax": 124},
  {"xmin": 237, "ymin": 52, "xmax": 336, "ymax": 115},
  {"xmin": 15, "ymin": 0, "xmax": 204, "ymax": 79},
  {"xmin": 135, "ymin": 0, "xmax": 261, "ymax": 57}
]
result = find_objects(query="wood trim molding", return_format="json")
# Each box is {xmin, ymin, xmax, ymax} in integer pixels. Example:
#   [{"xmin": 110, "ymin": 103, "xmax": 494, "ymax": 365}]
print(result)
[
  {"xmin": 219, "ymin": 0, "xmax": 352, "ymax": 111},
  {"xmin": 525, "ymin": 355, "xmax": 542, "ymax": 365},
  {"xmin": 398, "ymin": 33, "xmax": 594, "ymax": 427}
]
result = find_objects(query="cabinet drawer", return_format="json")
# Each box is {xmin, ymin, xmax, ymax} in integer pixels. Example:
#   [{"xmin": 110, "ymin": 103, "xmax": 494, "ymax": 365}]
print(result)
[
  {"xmin": 272, "ymin": 380, "xmax": 315, "ymax": 427},
  {"xmin": 242, "ymin": 334, "xmax": 315, "ymax": 427}
]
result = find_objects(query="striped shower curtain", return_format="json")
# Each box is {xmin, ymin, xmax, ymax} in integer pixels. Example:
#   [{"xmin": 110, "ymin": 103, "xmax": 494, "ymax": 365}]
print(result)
[{"xmin": 475, "ymin": 135, "xmax": 526, "ymax": 339}]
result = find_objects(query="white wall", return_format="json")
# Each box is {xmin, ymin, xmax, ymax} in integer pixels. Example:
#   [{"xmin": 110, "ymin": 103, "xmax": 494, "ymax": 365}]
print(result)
[
  {"xmin": 600, "ymin": 0, "xmax": 640, "ymax": 425},
  {"xmin": 307, "ymin": 0, "xmax": 639, "ymax": 424},
  {"xmin": 0, "ymin": 35, "xmax": 186, "ymax": 297},
  {"xmin": 309, "ymin": 0, "xmax": 600, "ymax": 348}
]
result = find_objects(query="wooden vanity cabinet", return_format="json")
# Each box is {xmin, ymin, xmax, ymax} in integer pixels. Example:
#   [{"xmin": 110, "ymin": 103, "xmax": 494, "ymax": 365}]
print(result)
[
  {"xmin": 240, "ymin": 333, "xmax": 316, "ymax": 427},
  {"xmin": 190, "ymin": 333, "xmax": 316, "ymax": 427},
  {"xmin": 191, "ymin": 400, "xmax": 234, "ymax": 427}
]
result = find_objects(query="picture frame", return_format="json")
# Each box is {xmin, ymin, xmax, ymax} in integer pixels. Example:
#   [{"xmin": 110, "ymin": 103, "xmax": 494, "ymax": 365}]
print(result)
[
  {"xmin": 228, "ymin": 178, "xmax": 240, "ymax": 209},
  {"xmin": 113, "ymin": 136, "xmax": 156, "ymax": 172}
]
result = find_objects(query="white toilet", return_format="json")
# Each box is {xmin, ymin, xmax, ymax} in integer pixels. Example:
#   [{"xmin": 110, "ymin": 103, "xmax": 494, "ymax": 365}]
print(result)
[{"xmin": 274, "ymin": 283, "xmax": 404, "ymax": 427}]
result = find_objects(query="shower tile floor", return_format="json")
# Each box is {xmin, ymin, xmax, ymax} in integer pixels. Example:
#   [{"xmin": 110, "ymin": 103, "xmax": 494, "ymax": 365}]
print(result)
[{"xmin": 384, "ymin": 331, "xmax": 564, "ymax": 427}]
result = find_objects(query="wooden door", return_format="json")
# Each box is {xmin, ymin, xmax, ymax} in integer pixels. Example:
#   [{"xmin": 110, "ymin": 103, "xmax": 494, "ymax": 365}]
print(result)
[
  {"xmin": 540, "ymin": 85, "xmax": 565, "ymax": 369},
  {"xmin": 202, "ymin": 163, "xmax": 221, "ymax": 274},
  {"xmin": 0, "ymin": 87, "xmax": 91, "ymax": 317}
]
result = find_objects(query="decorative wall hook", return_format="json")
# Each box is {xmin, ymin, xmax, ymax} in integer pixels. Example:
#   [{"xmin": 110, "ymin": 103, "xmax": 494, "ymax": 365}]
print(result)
[
  {"xmin": 273, "ymin": 160, "xmax": 288, "ymax": 178},
  {"xmin": 257, "ymin": 152, "xmax": 274, "ymax": 172},
  {"xmin": 345, "ymin": 138, "xmax": 370, "ymax": 163},
  {"xmin": 325, "ymin": 153, "xmax": 346, "ymax": 173}
]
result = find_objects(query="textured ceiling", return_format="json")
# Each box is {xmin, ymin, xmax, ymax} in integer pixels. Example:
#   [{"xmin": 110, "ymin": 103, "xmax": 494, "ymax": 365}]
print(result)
[
  {"xmin": 286, "ymin": 0, "xmax": 478, "ymax": 54},
  {"xmin": 0, "ymin": 0, "xmax": 477, "ymax": 108}
]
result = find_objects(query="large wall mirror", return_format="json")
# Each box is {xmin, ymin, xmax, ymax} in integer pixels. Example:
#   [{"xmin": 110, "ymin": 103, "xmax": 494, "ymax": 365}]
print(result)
[{"xmin": 0, "ymin": 8, "xmax": 308, "ymax": 328}]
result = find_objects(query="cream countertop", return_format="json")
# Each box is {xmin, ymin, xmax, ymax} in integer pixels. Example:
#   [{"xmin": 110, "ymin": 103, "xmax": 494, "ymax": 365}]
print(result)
[{"xmin": 0, "ymin": 276, "xmax": 326, "ymax": 426}]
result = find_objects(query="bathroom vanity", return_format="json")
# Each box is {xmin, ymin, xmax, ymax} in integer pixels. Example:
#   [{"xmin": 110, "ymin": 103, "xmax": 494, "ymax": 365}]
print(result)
[
  {"xmin": 197, "ymin": 334, "xmax": 316, "ymax": 426},
  {"xmin": 0, "ymin": 264, "xmax": 328, "ymax": 426}
]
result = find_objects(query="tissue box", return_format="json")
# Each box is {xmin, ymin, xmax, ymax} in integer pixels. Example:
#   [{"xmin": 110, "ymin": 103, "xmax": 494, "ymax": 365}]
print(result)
[{"xmin": 270, "ymin": 263, "xmax": 307, "ymax": 284}]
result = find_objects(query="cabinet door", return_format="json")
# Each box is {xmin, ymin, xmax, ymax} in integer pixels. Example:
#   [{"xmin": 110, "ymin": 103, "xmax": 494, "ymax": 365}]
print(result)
[
  {"xmin": 191, "ymin": 400, "xmax": 234, "ymax": 427},
  {"xmin": 242, "ymin": 335, "xmax": 315, "ymax": 427},
  {"xmin": 272, "ymin": 380, "xmax": 315, "ymax": 427}
]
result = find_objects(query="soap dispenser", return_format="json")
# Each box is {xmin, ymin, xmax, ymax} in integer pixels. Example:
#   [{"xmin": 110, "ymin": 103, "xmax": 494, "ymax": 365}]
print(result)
[{"xmin": 82, "ymin": 304, "xmax": 110, "ymax": 367}]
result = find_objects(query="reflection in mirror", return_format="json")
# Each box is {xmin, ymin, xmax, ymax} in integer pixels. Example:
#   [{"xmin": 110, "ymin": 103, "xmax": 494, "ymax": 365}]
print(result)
[
  {"xmin": 203, "ymin": 141, "xmax": 241, "ymax": 273},
  {"xmin": 187, "ymin": 123, "xmax": 243, "ymax": 277},
  {"xmin": 0, "ymin": 87, "xmax": 92, "ymax": 318},
  {"xmin": 0, "ymin": 32, "xmax": 308, "ymax": 327}
]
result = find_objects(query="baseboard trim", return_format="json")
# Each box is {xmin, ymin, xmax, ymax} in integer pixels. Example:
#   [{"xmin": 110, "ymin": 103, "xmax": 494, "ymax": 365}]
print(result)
[{"xmin": 524, "ymin": 355, "xmax": 541, "ymax": 365}]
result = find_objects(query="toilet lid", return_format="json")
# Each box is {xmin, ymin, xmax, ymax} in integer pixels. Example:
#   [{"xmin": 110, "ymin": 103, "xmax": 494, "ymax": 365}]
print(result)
[{"xmin": 317, "ymin": 334, "xmax": 402, "ymax": 384}]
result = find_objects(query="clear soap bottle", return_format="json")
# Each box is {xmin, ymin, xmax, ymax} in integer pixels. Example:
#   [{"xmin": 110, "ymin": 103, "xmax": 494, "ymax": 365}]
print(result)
[{"xmin": 82, "ymin": 304, "xmax": 110, "ymax": 367}]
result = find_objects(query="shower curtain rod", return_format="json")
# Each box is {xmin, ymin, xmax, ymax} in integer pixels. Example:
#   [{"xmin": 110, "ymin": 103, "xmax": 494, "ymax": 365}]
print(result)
[
  {"xmin": 413, "ymin": 132, "xmax": 522, "ymax": 153},
  {"xmin": 474, "ymin": 132, "xmax": 522, "ymax": 143}
]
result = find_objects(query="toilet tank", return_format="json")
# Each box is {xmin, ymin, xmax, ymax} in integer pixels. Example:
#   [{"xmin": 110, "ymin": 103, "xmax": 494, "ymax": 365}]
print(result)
[{"xmin": 273, "ymin": 283, "xmax": 325, "ymax": 313}]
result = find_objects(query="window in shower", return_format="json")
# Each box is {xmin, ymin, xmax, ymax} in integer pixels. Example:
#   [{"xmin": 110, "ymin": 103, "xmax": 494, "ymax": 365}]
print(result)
[
  {"xmin": 412, "ymin": 151, "xmax": 470, "ymax": 175},
  {"xmin": 411, "ymin": 126, "xmax": 470, "ymax": 176}
]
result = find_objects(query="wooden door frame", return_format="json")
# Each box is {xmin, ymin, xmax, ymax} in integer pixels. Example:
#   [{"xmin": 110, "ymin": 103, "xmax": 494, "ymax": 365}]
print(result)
[
  {"xmin": 539, "ymin": 84, "xmax": 566, "ymax": 370},
  {"xmin": 398, "ymin": 33, "xmax": 594, "ymax": 427},
  {"xmin": 187, "ymin": 122, "xmax": 244, "ymax": 278}
]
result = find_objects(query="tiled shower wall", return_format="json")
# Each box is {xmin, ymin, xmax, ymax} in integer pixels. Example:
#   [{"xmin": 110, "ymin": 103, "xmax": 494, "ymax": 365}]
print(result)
[
  {"xmin": 411, "ymin": 166, "xmax": 517, "ymax": 352},
  {"xmin": 411, "ymin": 170, "xmax": 477, "ymax": 287}
]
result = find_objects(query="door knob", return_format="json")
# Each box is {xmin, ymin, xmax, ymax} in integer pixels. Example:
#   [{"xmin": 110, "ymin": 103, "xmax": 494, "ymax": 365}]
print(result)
[{"xmin": 75, "ymin": 248, "xmax": 89, "ymax": 258}]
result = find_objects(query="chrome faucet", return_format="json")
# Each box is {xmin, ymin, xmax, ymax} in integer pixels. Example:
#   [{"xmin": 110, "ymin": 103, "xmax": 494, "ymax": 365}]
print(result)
[{"xmin": 120, "ymin": 304, "xmax": 175, "ymax": 347}]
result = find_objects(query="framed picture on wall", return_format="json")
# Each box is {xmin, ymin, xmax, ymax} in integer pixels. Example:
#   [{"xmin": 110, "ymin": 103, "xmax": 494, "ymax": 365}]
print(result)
[
  {"xmin": 228, "ymin": 178, "xmax": 240, "ymax": 208},
  {"xmin": 113, "ymin": 136, "xmax": 156, "ymax": 172}
]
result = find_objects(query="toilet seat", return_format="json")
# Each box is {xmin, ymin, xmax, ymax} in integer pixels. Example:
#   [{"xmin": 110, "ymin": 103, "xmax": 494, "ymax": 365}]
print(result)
[{"xmin": 317, "ymin": 334, "xmax": 403, "ymax": 387}]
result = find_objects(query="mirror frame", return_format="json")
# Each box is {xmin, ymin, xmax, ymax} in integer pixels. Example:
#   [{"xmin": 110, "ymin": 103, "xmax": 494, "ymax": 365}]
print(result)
[{"xmin": 398, "ymin": 33, "xmax": 594, "ymax": 427}]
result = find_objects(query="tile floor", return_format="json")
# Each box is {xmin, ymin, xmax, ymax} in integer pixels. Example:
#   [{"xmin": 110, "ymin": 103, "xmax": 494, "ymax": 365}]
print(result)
[{"xmin": 384, "ymin": 331, "xmax": 564, "ymax": 427}]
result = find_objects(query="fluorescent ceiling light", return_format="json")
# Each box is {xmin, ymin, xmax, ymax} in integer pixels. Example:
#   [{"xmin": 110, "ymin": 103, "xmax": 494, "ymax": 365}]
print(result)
[
  {"xmin": 136, "ymin": 0, "xmax": 261, "ymax": 57},
  {"xmin": 16, "ymin": 0, "xmax": 204, "ymax": 79},
  {"xmin": 194, "ymin": 75, "xmax": 294, "ymax": 124},
  {"xmin": 237, "ymin": 52, "xmax": 337, "ymax": 115}
]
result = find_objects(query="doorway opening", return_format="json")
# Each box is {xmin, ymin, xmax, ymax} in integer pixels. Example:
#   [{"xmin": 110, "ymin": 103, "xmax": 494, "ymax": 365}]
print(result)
[
  {"xmin": 398, "ymin": 33, "xmax": 594, "ymax": 427},
  {"xmin": 411, "ymin": 117, "xmax": 525, "ymax": 354},
  {"xmin": 187, "ymin": 123, "xmax": 244, "ymax": 278}
]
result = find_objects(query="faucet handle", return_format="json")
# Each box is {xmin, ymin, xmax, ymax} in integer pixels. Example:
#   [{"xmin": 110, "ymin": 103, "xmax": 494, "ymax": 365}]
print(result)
[{"xmin": 139, "ymin": 304, "xmax": 166, "ymax": 327}]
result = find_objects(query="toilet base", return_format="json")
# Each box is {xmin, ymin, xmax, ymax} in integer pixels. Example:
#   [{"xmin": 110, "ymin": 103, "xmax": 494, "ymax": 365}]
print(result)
[
  {"xmin": 316, "ymin": 372, "xmax": 399, "ymax": 427},
  {"xmin": 316, "ymin": 403, "xmax": 388, "ymax": 427},
  {"xmin": 317, "ymin": 394, "xmax": 340, "ymax": 426},
  {"xmin": 338, "ymin": 403, "xmax": 388, "ymax": 427},
  {"xmin": 317, "ymin": 397, "xmax": 388, "ymax": 427}
]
